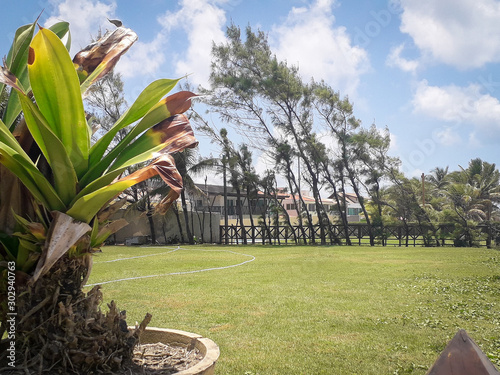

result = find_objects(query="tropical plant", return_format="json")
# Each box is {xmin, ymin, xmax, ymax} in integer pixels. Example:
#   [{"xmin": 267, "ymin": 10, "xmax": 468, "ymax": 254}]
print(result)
[
  {"xmin": 173, "ymin": 148, "xmax": 218, "ymax": 243},
  {"xmin": 426, "ymin": 166, "xmax": 450, "ymax": 192},
  {"xmin": 0, "ymin": 20, "xmax": 197, "ymax": 373},
  {"xmin": 456, "ymin": 159, "xmax": 500, "ymax": 221},
  {"xmin": 442, "ymin": 182, "xmax": 487, "ymax": 246}
]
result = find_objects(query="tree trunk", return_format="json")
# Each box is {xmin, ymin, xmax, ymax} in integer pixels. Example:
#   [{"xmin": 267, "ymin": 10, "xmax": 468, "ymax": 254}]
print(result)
[
  {"xmin": 284, "ymin": 167, "xmax": 305, "ymax": 244},
  {"xmin": 278, "ymin": 198, "xmax": 297, "ymax": 244},
  {"xmin": 235, "ymin": 186, "xmax": 247, "ymax": 244},
  {"xmin": 312, "ymin": 183, "xmax": 334, "ymax": 245},
  {"xmin": 323, "ymin": 169, "xmax": 351, "ymax": 245},
  {"xmin": 197, "ymin": 209, "xmax": 205, "ymax": 243},
  {"xmin": 172, "ymin": 203, "xmax": 185, "ymax": 243},
  {"xmin": 4, "ymin": 255, "xmax": 148, "ymax": 374},
  {"xmin": 247, "ymin": 187, "xmax": 256, "ymax": 244},
  {"xmin": 146, "ymin": 194, "xmax": 156, "ymax": 244},
  {"xmin": 180, "ymin": 190, "xmax": 194, "ymax": 244},
  {"xmin": 346, "ymin": 168, "xmax": 374, "ymax": 246},
  {"xmin": 373, "ymin": 183, "xmax": 386, "ymax": 246},
  {"xmin": 209, "ymin": 196, "xmax": 216, "ymax": 244}
]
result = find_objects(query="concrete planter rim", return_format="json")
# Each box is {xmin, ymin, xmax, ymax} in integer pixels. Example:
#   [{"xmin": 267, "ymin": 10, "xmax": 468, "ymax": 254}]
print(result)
[{"xmin": 135, "ymin": 326, "xmax": 220, "ymax": 375}]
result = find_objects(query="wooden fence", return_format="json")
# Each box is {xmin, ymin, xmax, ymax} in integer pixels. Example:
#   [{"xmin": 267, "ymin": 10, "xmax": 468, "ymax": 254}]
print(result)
[{"xmin": 220, "ymin": 223, "xmax": 497, "ymax": 247}]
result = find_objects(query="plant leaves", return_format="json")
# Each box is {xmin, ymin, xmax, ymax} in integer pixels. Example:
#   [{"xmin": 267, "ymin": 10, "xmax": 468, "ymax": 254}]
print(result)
[
  {"xmin": 17, "ymin": 94, "xmax": 78, "ymax": 205},
  {"xmin": 0, "ymin": 142, "xmax": 66, "ymax": 211},
  {"xmin": 91, "ymin": 218, "xmax": 128, "ymax": 248},
  {"xmin": 67, "ymin": 150, "xmax": 192, "ymax": 223},
  {"xmin": 97, "ymin": 197, "xmax": 127, "ymax": 222},
  {"xmin": 0, "ymin": 65, "xmax": 23, "ymax": 93},
  {"xmin": 81, "ymin": 91, "xmax": 195, "ymax": 187},
  {"xmin": 86, "ymin": 79, "xmax": 182, "ymax": 172},
  {"xmin": 73, "ymin": 113, "xmax": 197, "ymax": 212},
  {"xmin": 1, "ymin": 21, "xmax": 69, "ymax": 130},
  {"xmin": 73, "ymin": 26, "xmax": 137, "ymax": 92},
  {"xmin": 30, "ymin": 211, "xmax": 91, "ymax": 284},
  {"xmin": 2, "ymin": 22, "xmax": 36, "ymax": 128},
  {"xmin": 28, "ymin": 27, "xmax": 89, "ymax": 177},
  {"xmin": 110, "ymin": 114, "xmax": 198, "ymax": 171}
]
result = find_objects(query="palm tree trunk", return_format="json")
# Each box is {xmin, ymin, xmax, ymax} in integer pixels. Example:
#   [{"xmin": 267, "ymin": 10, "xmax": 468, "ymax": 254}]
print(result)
[
  {"xmin": 172, "ymin": 203, "xmax": 185, "ymax": 243},
  {"xmin": 209, "ymin": 196, "xmax": 216, "ymax": 243},
  {"xmin": 247, "ymin": 187, "xmax": 256, "ymax": 244},
  {"xmin": 235, "ymin": 186, "xmax": 247, "ymax": 244},
  {"xmin": 146, "ymin": 193, "xmax": 156, "ymax": 244},
  {"xmin": 181, "ymin": 190, "xmax": 194, "ymax": 244}
]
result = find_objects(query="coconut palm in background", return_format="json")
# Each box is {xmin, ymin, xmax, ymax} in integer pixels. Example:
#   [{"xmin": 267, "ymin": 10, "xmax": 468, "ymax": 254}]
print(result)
[{"xmin": 0, "ymin": 19, "xmax": 197, "ymax": 373}]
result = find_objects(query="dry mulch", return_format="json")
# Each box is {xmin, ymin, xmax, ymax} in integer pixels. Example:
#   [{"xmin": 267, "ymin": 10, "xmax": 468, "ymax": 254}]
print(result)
[
  {"xmin": 116, "ymin": 342, "xmax": 203, "ymax": 375},
  {"xmin": 1, "ymin": 342, "xmax": 203, "ymax": 375}
]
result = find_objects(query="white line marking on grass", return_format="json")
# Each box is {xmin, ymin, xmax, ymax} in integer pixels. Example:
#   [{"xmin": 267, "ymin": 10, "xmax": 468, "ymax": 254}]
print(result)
[{"xmin": 86, "ymin": 247, "xmax": 255, "ymax": 287}]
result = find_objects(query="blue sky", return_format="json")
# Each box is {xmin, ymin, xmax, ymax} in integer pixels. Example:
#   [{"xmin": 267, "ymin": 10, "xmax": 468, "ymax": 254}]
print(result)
[{"xmin": 2, "ymin": 0, "xmax": 500, "ymax": 186}]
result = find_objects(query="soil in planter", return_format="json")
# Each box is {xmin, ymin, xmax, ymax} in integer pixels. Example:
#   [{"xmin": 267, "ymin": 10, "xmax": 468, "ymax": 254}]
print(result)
[{"xmin": 116, "ymin": 342, "xmax": 204, "ymax": 375}]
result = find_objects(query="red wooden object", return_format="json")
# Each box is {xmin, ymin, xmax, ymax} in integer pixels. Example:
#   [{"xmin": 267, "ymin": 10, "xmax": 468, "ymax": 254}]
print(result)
[{"xmin": 426, "ymin": 330, "xmax": 500, "ymax": 375}]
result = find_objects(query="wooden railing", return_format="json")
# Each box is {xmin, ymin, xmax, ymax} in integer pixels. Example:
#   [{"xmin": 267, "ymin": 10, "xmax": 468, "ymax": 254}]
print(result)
[{"xmin": 219, "ymin": 223, "xmax": 497, "ymax": 247}]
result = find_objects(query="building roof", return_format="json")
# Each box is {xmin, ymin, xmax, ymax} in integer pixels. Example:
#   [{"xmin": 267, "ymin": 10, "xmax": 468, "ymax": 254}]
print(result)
[
  {"xmin": 283, "ymin": 193, "xmax": 336, "ymax": 204},
  {"xmin": 327, "ymin": 192, "xmax": 359, "ymax": 203},
  {"xmin": 194, "ymin": 184, "xmax": 287, "ymax": 199}
]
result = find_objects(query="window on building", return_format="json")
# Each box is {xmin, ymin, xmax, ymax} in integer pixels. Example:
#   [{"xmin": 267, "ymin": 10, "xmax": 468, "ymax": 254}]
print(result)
[
  {"xmin": 347, "ymin": 207, "xmax": 361, "ymax": 216},
  {"xmin": 286, "ymin": 203, "xmax": 296, "ymax": 210},
  {"xmin": 308, "ymin": 204, "xmax": 316, "ymax": 211}
]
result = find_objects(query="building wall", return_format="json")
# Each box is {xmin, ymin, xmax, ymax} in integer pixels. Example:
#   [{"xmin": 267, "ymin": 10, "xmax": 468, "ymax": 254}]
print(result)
[
  {"xmin": 281, "ymin": 195, "xmax": 364, "ymax": 223},
  {"xmin": 111, "ymin": 208, "xmax": 221, "ymax": 244}
]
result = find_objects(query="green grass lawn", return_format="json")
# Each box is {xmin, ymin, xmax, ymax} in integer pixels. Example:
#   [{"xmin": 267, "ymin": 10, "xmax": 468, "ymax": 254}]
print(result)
[{"xmin": 86, "ymin": 245, "xmax": 500, "ymax": 375}]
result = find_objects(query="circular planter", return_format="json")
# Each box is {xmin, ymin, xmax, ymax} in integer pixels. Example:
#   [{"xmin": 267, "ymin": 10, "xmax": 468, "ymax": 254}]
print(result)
[{"xmin": 137, "ymin": 327, "xmax": 220, "ymax": 375}]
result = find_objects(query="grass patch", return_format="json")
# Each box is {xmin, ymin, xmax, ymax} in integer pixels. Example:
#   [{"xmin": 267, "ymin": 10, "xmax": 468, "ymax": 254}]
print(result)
[{"xmin": 86, "ymin": 245, "xmax": 500, "ymax": 374}]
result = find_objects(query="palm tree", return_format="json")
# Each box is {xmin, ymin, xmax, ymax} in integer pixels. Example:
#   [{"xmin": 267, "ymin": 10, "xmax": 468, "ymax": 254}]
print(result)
[
  {"xmin": 445, "ymin": 159, "xmax": 500, "ymax": 246},
  {"xmin": 426, "ymin": 166, "xmax": 450, "ymax": 192},
  {"xmin": 174, "ymin": 148, "xmax": 218, "ymax": 244},
  {"xmin": 443, "ymin": 182, "xmax": 487, "ymax": 246},
  {"xmin": 383, "ymin": 168, "xmax": 440, "ymax": 246},
  {"xmin": 0, "ymin": 21, "xmax": 198, "ymax": 373},
  {"xmin": 120, "ymin": 169, "xmax": 167, "ymax": 244},
  {"xmin": 464, "ymin": 159, "xmax": 500, "ymax": 220},
  {"xmin": 238, "ymin": 144, "xmax": 263, "ymax": 243}
]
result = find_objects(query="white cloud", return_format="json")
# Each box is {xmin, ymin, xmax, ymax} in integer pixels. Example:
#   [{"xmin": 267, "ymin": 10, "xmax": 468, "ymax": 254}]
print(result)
[
  {"xmin": 46, "ymin": 0, "xmax": 228, "ymax": 84},
  {"xmin": 270, "ymin": 0, "xmax": 370, "ymax": 97},
  {"xmin": 45, "ymin": 0, "xmax": 117, "ymax": 55},
  {"xmin": 412, "ymin": 80, "xmax": 500, "ymax": 140},
  {"xmin": 388, "ymin": 132, "xmax": 399, "ymax": 154},
  {"xmin": 46, "ymin": 0, "xmax": 166, "ymax": 82},
  {"xmin": 254, "ymin": 150, "xmax": 275, "ymax": 176},
  {"xmin": 408, "ymin": 168, "xmax": 424, "ymax": 179},
  {"xmin": 114, "ymin": 34, "xmax": 166, "ymax": 79},
  {"xmin": 386, "ymin": 43, "xmax": 418, "ymax": 73},
  {"xmin": 412, "ymin": 81, "xmax": 473, "ymax": 122},
  {"xmin": 399, "ymin": 0, "xmax": 500, "ymax": 69},
  {"xmin": 468, "ymin": 132, "xmax": 481, "ymax": 148},
  {"xmin": 158, "ymin": 0, "xmax": 228, "ymax": 87},
  {"xmin": 434, "ymin": 127, "xmax": 461, "ymax": 146}
]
